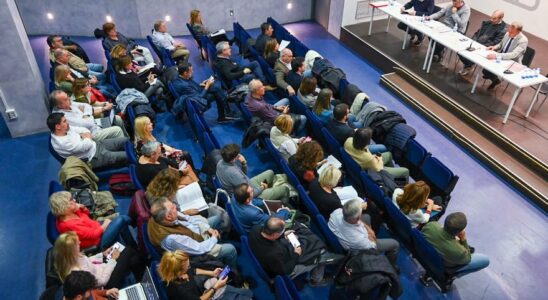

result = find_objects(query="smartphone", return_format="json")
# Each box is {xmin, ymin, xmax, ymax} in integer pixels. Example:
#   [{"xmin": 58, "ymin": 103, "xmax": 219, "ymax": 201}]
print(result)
[
  {"xmin": 208, "ymin": 75, "xmax": 214, "ymax": 81},
  {"xmin": 219, "ymin": 266, "xmax": 231, "ymax": 279},
  {"xmin": 304, "ymin": 136, "xmax": 312, "ymax": 143},
  {"xmin": 179, "ymin": 160, "xmax": 187, "ymax": 170},
  {"xmin": 287, "ymin": 232, "xmax": 300, "ymax": 248}
]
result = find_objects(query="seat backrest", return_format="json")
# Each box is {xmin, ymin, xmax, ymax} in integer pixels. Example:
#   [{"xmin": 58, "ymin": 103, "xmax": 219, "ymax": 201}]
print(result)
[
  {"xmin": 420, "ymin": 156, "xmax": 458, "ymax": 196},
  {"xmin": 359, "ymin": 171, "xmax": 385, "ymax": 209},
  {"xmin": 129, "ymin": 164, "xmax": 145, "ymax": 190},
  {"xmin": 384, "ymin": 199, "xmax": 414, "ymax": 248},
  {"xmin": 48, "ymin": 135, "xmax": 66, "ymax": 164},
  {"xmin": 405, "ymin": 138, "xmax": 428, "ymax": 168},
  {"xmin": 186, "ymin": 23, "xmax": 202, "ymax": 47},
  {"xmin": 280, "ymin": 158, "xmax": 301, "ymax": 188},
  {"xmin": 257, "ymin": 56, "xmax": 276, "ymax": 84},
  {"xmin": 289, "ymin": 95, "xmax": 308, "ymax": 116},
  {"xmin": 339, "ymin": 147, "xmax": 362, "ymax": 183},
  {"xmin": 263, "ymin": 138, "xmax": 284, "ymax": 169},
  {"xmin": 315, "ymin": 214, "xmax": 345, "ymax": 254},
  {"xmin": 274, "ymin": 275, "xmax": 296, "ymax": 300},
  {"xmin": 305, "ymin": 109, "xmax": 325, "ymax": 143},
  {"xmin": 125, "ymin": 140, "xmax": 137, "ymax": 164},
  {"xmin": 49, "ymin": 180, "xmax": 65, "ymax": 196},
  {"xmin": 46, "ymin": 212, "xmax": 60, "ymax": 245},
  {"xmin": 109, "ymin": 71, "xmax": 122, "ymax": 93},
  {"xmin": 146, "ymin": 35, "xmax": 163, "ymax": 62},
  {"xmin": 150, "ymin": 261, "xmax": 169, "ymax": 300},
  {"xmin": 239, "ymin": 102, "xmax": 253, "ymax": 123},
  {"xmin": 321, "ymin": 127, "xmax": 341, "ymax": 159},
  {"xmin": 297, "ymin": 185, "xmax": 320, "ymax": 216},
  {"xmin": 522, "ymin": 46, "xmax": 535, "ymax": 67},
  {"xmin": 202, "ymin": 132, "xmax": 217, "ymax": 156},
  {"xmin": 411, "ymin": 228, "xmax": 446, "ymax": 281},
  {"xmin": 142, "ymin": 222, "xmax": 162, "ymax": 261},
  {"xmin": 226, "ymin": 201, "xmax": 247, "ymax": 237},
  {"xmin": 167, "ymin": 81, "xmax": 180, "ymax": 98},
  {"xmin": 282, "ymin": 275, "xmax": 302, "ymax": 300},
  {"xmin": 240, "ymin": 235, "xmax": 272, "ymax": 284}
]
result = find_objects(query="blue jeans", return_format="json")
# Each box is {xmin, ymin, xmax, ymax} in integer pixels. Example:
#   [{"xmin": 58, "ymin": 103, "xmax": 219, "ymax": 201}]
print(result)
[
  {"xmin": 241, "ymin": 60, "xmax": 266, "ymax": 83},
  {"xmin": 348, "ymin": 114, "xmax": 363, "ymax": 129},
  {"xmin": 216, "ymin": 243, "xmax": 238, "ymax": 268},
  {"xmin": 454, "ymin": 253, "xmax": 490, "ymax": 277},
  {"xmin": 100, "ymin": 215, "xmax": 134, "ymax": 250},
  {"xmin": 207, "ymin": 215, "xmax": 221, "ymax": 229},
  {"xmin": 368, "ymin": 144, "xmax": 388, "ymax": 154},
  {"xmin": 87, "ymin": 63, "xmax": 104, "ymax": 73},
  {"xmin": 274, "ymin": 98, "xmax": 290, "ymax": 107}
]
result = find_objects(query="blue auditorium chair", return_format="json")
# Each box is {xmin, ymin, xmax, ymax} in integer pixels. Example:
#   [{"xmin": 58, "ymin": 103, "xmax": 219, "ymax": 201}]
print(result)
[
  {"xmin": 239, "ymin": 102, "xmax": 253, "ymax": 123},
  {"xmin": 420, "ymin": 155, "xmax": 459, "ymax": 203},
  {"xmin": 280, "ymin": 159, "xmax": 301, "ymax": 188},
  {"xmin": 315, "ymin": 214, "xmax": 345, "ymax": 254},
  {"xmin": 339, "ymin": 147, "xmax": 363, "ymax": 190},
  {"xmin": 125, "ymin": 140, "xmax": 137, "ymax": 164},
  {"xmin": 142, "ymin": 222, "xmax": 162, "ymax": 261},
  {"xmin": 383, "ymin": 198, "xmax": 414, "ymax": 249},
  {"xmin": 401, "ymin": 138, "xmax": 429, "ymax": 178},
  {"xmin": 304, "ymin": 110, "xmax": 325, "ymax": 144},
  {"xmin": 359, "ymin": 171, "xmax": 386, "ymax": 211},
  {"xmin": 150, "ymin": 261, "xmax": 169, "ymax": 300},
  {"xmin": 186, "ymin": 23, "xmax": 206, "ymax": 61},
  {"xmin": 289, "ymin": 95, "xmax": 308, "ymax": 116},
  {"xmin": 275, "ymin": 275, "xmax": 302, "ymax": 300},
  {"xmin": 297, "ymin": 185, "xmax": 320, "ymax": 217},
  {"xmin": 411, "ymin": 228, "xmax": 453, "ymax": 292},
  {"xmin": 320, "ymin": 127, "xmax": 341, "ymax": 159},
  {"xmin": 241, "ymin": 235, "xmax": 273, "ymax": 285},
  {"xmin": 146, "ymin": 35, "xmax": 175, "ymax": 67},
  {"xmin": 226, "ymin": 201, "xmax": 247, "ymax": 237},
  {"xmin": 202, "ymin": 132, "xmax": 217, "ymax": 155},
  {"xmin": 263, "ymin": 138, "xmax": 285, "ymax": 169},
  {"xmin": 129, "ymin": 164, "xmax": 144, "ymax": 191}
]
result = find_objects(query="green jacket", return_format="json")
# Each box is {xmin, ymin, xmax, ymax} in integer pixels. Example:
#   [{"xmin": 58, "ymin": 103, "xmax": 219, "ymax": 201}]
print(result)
[
  {"xmin": 421, "ymin": 221, "xmax": 471, "ymax": 268},
  {"xmin": 59, "ymin": 156, "xmax": 99, "ymax": 191}
]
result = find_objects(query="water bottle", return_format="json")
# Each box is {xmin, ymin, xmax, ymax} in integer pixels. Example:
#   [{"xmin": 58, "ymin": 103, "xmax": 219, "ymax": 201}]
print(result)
[
  {"xmin": 535, "ymin": 68, "xmax": 540, "ymax": 77},
  {"xmin": 452, "ymin": 23, "xmax": 458, "ymax": 32},
  {"xmin": 496, "ymin": 54, "xmax": 501, "ymax": 63},
  {"xmin": 521, "ymin": 70, "xmax": 526, "ymax": 79},
  {"xmin": 421, "ymin": 15, "xmax": 425, "ymax": 23},
  {"xmin": 389, "ymin": 0, "xmax": 394, "ymax": 6}
]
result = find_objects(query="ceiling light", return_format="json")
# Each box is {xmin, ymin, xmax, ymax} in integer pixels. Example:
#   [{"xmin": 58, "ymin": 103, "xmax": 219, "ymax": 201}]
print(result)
[
  {"xmin": 105, "ymin": 15, "xmax": 112, "ymax": 22},
  {"xmin": 287, "ymin": 1, "xmax": 293, "ymax": 9},
  {"xmin": 165, "ymin": 15, "xmax": 171, "ymax": 22},
  {"xmin": 46, "ymin": 12, "xmax": 54, "ymax": 20}
]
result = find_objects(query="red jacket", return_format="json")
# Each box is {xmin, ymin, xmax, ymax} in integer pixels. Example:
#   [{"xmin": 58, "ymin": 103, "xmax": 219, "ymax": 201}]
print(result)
[{"xmin": 56, "ymin": 207, "xmax": 103, "ymax": 248}]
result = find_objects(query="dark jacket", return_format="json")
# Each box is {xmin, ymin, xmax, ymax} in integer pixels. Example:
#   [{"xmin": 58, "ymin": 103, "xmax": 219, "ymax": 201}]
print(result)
[
  {"xmin": 326, "ymin": 118, "xmax": 355, "ymax": 145},
  {"xmin": 472, "ymin": 20, "xmax": 507, "ymax": 46},
  {"xmin": 341, "ymin": 83, "xmax": 362, "ymax": 106},
  {"xmin": 242, "ymin": 117, "xmax": 272, "ymax": 148},
  {"xmin": 115, "ymin": 71, "xmax": 149, "ymax": 93},
  {"xmin": 255, "ymin": 33, "xmax": 273, "ymax": 55},
  {"xmin": 369, "ymin": 111, "xmax": 406, "ymax": 144},
  {"xmin": 214, "ymin": 56, "xmax": 245, "ymax": 81},
  {"xmin": 384, "ymin": 123, "xmax": 416, "ymax": 160},
  {"xmin": 403, "ymin": 0, "xmax": 435, "ymax": 16},
  {"xmin": 285, "ymin": 70, "xmax": 303, "ymax": 92}
]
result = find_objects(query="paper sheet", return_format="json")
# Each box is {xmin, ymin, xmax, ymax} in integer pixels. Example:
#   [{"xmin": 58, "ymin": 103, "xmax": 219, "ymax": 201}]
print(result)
[{"xmin": 176, "ymin": 182, "xmax": 209, "ymax": 212}]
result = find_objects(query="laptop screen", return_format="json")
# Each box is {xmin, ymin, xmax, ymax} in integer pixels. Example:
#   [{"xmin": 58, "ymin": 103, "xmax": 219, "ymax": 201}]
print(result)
[{"xmin": 141, "ymin": 267, "xmax": 160, "ymax": 300}]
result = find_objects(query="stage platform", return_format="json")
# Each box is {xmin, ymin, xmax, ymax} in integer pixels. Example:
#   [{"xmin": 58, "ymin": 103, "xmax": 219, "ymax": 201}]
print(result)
[{"xmin": 340, "ymin": 10, "xmax": 547, "ymax": 209}]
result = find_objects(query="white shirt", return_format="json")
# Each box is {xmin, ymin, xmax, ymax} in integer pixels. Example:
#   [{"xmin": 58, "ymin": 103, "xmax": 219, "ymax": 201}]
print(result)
[
  {"xmin": 328, "ymin": 208, "xmax": 376, "ymax": 250},
  {"xmin": 151, "ymin": 30, "xmax": 176, "ymax": 51},
  {"xmin": 51, "ymin": 126, "xmax": 96, "ymax": 160},
  {"xmin": 53, "ymin": 102, "xmax": 99, "ymax": 134},
  {"xmin": 392, "ymin": 188, "xmax": 430, "ymax": 228}
]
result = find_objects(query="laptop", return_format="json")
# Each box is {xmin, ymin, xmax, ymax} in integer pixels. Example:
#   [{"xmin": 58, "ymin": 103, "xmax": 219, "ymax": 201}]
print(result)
[
  {"xmin": 95, "ymin": 109, "xmax": 115, "ymax": 128},
  {"xmin": 118, "ymin": 267, "xmax": 160, "ymax": 300}
]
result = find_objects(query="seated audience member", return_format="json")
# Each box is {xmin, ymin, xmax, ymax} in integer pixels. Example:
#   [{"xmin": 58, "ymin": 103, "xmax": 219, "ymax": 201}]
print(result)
[
  {"xmin": 171, "ymin": 62, "xmax": 237, "ymax": 123},
  {"xmin": 148, "ymin": 197, "xmax": 238, "ymax": 267},
  {"xmin": 274, "ymin": 48, "xmax": 296, "ymax": 96},
  {"xmin": 263, "ymin": 38, "xmax": 280, "ymax": 68},
  {"xmin": 216, "ymin": 143, "xmax": 291, "ymax": 203},
  {"xmin": 53, "ymin": 49, "xmax": 114, "ymax": 97},
  {"xmin": 54, "ymin": 65, "xmax": 75, "ymax": 94},
  {"xmin": 102, "ymin": 22, "xmax": 154, "ymax": 65},
  {"xmin": 70, "ymin": 79, "xmax": 108, "ymax": 115},
  {"xmin": 151, "ymin": 20, "xmax": 190, "ymax": 64},
  {"xmin": 110, "ymin": 44, "xmax": 160, "ymax": 77},
  {"xmin": 312, "ymin": 88, "xmax": 334, "ymax": 124},
  {"xmin": 214, "ymin": 41, "xmax": 266, "ymax": 85},
  {"xmin": 248, "ymin": 217, "xmax": 336, "ymax": 286},
  {"xmin": 288, "ymin": 141, "xmax": 326, "ymax": 190},
  {"xmin": 115, "ymin": 55, "xmax": 165, "ymax": 98},
  {"xmin": 145, "ymin": 173, "xmax": 204, "ymax": 218},
  {"xmin": 482, "ymin": 22, "xmax": 528, "ymax": 90},
  {"xmin": 309, "ymin": 165, "xmax": 345, "ymax": 219},
  {"xmin": 50, "ymin": 90, "xmax": 125, "ymax": 140},
  {"xmin": 286, "ymin": 57, "xmax": 305, "ymax": 92},
  {"xmin": 344, "ymin": 128, "xmax": 409, "ymax": 181},
  {"xmin": 393, "ymin": 181, "xmax": 443, "ymax": 228},
  {"xmin": 47, "ymin": 113, "xmax": 128, "ymax": 169},
  {"xmin": 159, "ymin": 250, "xmax": 253, "ymax": 300},
  {"xmin": 60, "ymin": 271, "xmax": 119, "ymax": 300},
  {"xmin": 136, "ymin": 141, "xmax": 198, "ymax": 189},
  {"xmin": 49, "ymin": 191, "xmax": 133, "ymax": 249},
  {"xmin": 297, "ymin": 76, "xmax": 318, "ymax": 108},
  {"xmin": 458, "ymin": 10, "xmax": 506, "ymax": 76},
  {"xmin": 232, "ymin": 183, "xmax": 291, "ymax": 233},
  {"xmin": 245, "ymin": 79, "xmax": 306, "ymax": 134},
  {"xmin": 329, "ymin": 199, "xmax": 400, "ymax": 266},
  {"xmin": 255, "ymin": 22, "xmax": 275, "ymax": 55},
  {"xmin": 398, "ymin": 0, "xmax": 435, "ymax": 46},
  {"xmin": 134, "ymin": 115, "xmax": 194, "ymax": 166},
  {"xmin": 189, "ymin": 9, "xmax": 231, "ymax": 44},
  {"xmin": 426, "ymin": 0, "xmax": 470, "ymax": 61},
  {"xmin": 422, "ymin": 212, "xmax": 490, "ymax": 276},
  {"xmin": 53, "ymin": 232, "xmax": 143, "ymax": 289},
  {"xmin": 270, "ymin": 114, "xmax": 306, "ymax": 160},
  {"xmin": 47, "ymin": 35, "xmax": 104, "ymax": 78}
]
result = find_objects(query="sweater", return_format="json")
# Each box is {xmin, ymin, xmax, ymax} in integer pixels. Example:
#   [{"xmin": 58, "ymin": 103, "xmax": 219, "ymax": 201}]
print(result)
[
  {"xmin": 308, "ymin": 179, "xmax": 342, "ymax": 219},
  {"xmin": 269, "ymin": 127, "xmax": 299, "ymax": 160},
  {"xmin": 248, "ymin": 225, "xmax": 299, "ymax": 277},
  {"xmin": 343, "ymin": 138, "xmax": 383, "ymax": 172},
  {"xmin": 57, "ymin": 207, "xmax": 103, "ymax": 248},
  {"xmin": 72, "ymin": 254, "xmax": 116, "ymax": 287},
  {"xmin": 421, "ymin": 222, "xmax": 471, "ymax": 268}
]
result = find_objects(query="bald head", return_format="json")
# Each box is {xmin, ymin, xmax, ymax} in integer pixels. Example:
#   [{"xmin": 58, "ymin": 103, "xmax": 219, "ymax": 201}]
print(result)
[
  {"xmin": 280, "ymin": 48, "xmax": 293, "ymax": 64},
  {"xmin": 490, "ymin": 10, "xmax": 504, "ymax": 24},
  {"xmin": 508, "ymin": 21, "xmax": 523, "ymax": 37}
]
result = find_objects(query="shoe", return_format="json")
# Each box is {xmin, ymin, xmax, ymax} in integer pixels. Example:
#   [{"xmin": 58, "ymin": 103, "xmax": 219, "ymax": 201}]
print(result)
[
  {"xmin": 432, "ymin": 55, "xmax": 440, "ymax": 63},
  {"xmin": 217, "ymin": 116, "xmax": 239, "ymax": 123},
  {"xmin": 469, "ymin": 246, "xmax": 475, "ymax": 254},
  {"xmin": 487, "ymin": 78, "xmax": 501, "ymax": 90},
  {"xmin": 309, "ymin": 277, "xmax": 333, "ymax": 287},
  {"xmin": 408, "ymin": 34, "xmax": 416, "ymax": 43},
  {"xmin": 458, "ymin": 67, "xmax": 472, "ymax": 76},
  {"xmin": 413, "ymin": 38, "xmax": 423, "ymax": 46}
]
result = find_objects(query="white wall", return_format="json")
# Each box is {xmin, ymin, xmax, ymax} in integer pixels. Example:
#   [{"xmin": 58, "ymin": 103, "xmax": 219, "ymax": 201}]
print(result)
[{"xmin": 466, "ymin": 0, "xmax": 547, "ymax": 40}]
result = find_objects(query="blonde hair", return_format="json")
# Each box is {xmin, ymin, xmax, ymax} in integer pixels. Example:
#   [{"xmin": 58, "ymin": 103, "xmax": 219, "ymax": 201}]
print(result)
[
  {"xmin": 264, "ymin": 39, "xmax": 278, "ymax": 57},
  {"xmin": 54, "ymin": 65, "xmax": 71, "ymax": 84},
  {"xmin": 49, "ymin": 191, "xmax": 72, "ymax": 217},
  {"xmin": 274, "ymin": 114, "xmax": 293, "ymax": 134},
  {"xmin": 53, "ymin": 231, "xmax": 80, "ymax": 282},
  {"xmin": 146, "ymin": 168, "xmax": 180, "ymax": 200},
  {"xmin": 319, "ymin": 165, "xmax": 342, "ymax": 189},
  {"xmin": 71, "ymin": 78, "xmax": 88, "ymax": 98},
  {"xmin": 134, "ymin": 116, "xmax": 155, "ymax": 143},
  {"xmin": 110, "ymin": 44, "xmax": 127, "ymax": 60},
  {"xmin": 159, "ymin": 250, "xmax": 189, "ymax": 285},
  {"xmin": 190, "ymin": 10, "xmax": 201, "ymax": 25}
]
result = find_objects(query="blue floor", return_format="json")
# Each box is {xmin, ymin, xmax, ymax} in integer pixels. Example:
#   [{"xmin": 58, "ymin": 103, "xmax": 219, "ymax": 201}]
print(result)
[{"xmin": 1, "ymin": 21, "xmax": 546, "ymax": 299}]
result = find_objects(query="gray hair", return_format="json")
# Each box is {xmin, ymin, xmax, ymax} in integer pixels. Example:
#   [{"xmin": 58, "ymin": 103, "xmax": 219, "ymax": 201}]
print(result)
[
  {"xmin": 280, "ymin": 48, "xmax": 292, "ymax": 59},
  {"xmin": 248, "ymin": 79, "xmax": 263, "ymax": 94},
  {"xmin": 49, "ymin": 90, "xmax": 65, "ymax": 108},
  {"xmin": 342, "ymin": 199, "xmax": 362, "ymax": 223},
  {"xmin": 153, "ymin": 20, "xmax": 164, "ymax": 31},
  {"xmin": 54, "ymin": 48, "xmax": 67, "ymax": 60},
  {"xmin": 151, "ymin": 197, "xmax": 171, "ymax": 224},
  {"xmin": 141, "ymin": 141, "xmax": 161, "ymax": 157},
  {"xmin": 511, "ymin": 21, "xmax": 523, "ymax": 31},
  {"xmin": 216, "ymin": 41, "xmax": 229, "ymax": 54},
  {"xmin": 49, "ymin": 191, "xmax": 72, "ymax": 216}
]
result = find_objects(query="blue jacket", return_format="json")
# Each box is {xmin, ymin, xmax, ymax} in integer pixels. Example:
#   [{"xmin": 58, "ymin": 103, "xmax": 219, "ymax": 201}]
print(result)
[
  {"xmin": 231, "ymin": 200, "xmax": 291, "ymax": 233},
  {"xmin": 171, "ymin": 76, "xmax": 208, "ymax": 99},
  {"xmin": 403, "ymin": 0, "xmax": 435, "ymax": 16}
]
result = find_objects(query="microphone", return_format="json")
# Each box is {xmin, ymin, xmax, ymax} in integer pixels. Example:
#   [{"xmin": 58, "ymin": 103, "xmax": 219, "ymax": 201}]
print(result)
[
  {"xmin": 466, "ymin": 41, "xmax": 475, "ymax": 51},
  {"xmin": 504, "ymin": 61, "xmax": 516, "ymax": 74}
]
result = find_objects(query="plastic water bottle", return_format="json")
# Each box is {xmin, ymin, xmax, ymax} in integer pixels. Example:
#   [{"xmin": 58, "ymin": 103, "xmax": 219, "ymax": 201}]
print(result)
[
  {"xmin": 496, "ymin": 54, "xmax": 501, "ymax": 63},
  {"xmin": 452, "ymin": 23, "xmax": 458, "ymax": 32},
  {"xmin": 535, "ymin": 68, "xmax": 540, "ymax": 77},
  {"xmin": 521, "ymin": 70, "xmax": 527, "ymax": 79},
  {"xmin": 389, "ymin": 0, "xmax": 394, "ymax": 6},
  {"xmin": 421, "ymin": 15, "xmax": 425, "ymax": 23}
]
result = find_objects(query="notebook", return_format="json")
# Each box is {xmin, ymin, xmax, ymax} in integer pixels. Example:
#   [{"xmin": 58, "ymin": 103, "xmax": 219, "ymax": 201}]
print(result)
[
  {"xmin": 334, "ymin": 186, "xmax": 360, "ymax": 205},
  {"xmin": 262, "ymin": 199, "xmax": 284, "ymax": 215},
  {"xmin": 278, "ymin": 40, "xmax": 291, "ymax": 51},
  {"xmin": 137, "ymin": 62, "xmax": 156, "ymax": 75},
  {"xmin": 95, "ymin": 109, "xmax": 115, "ymax": 128},
  {"xmin": 118, "ymin": 267, "xmax": 160, "ymax": 300},
  {"xmin": 176, "ymin": 181, "xmax": 209, "ymax": 212},
  {"xmin": 317, "ymin": 155, "xmax": 342, "ymax": 176}
]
